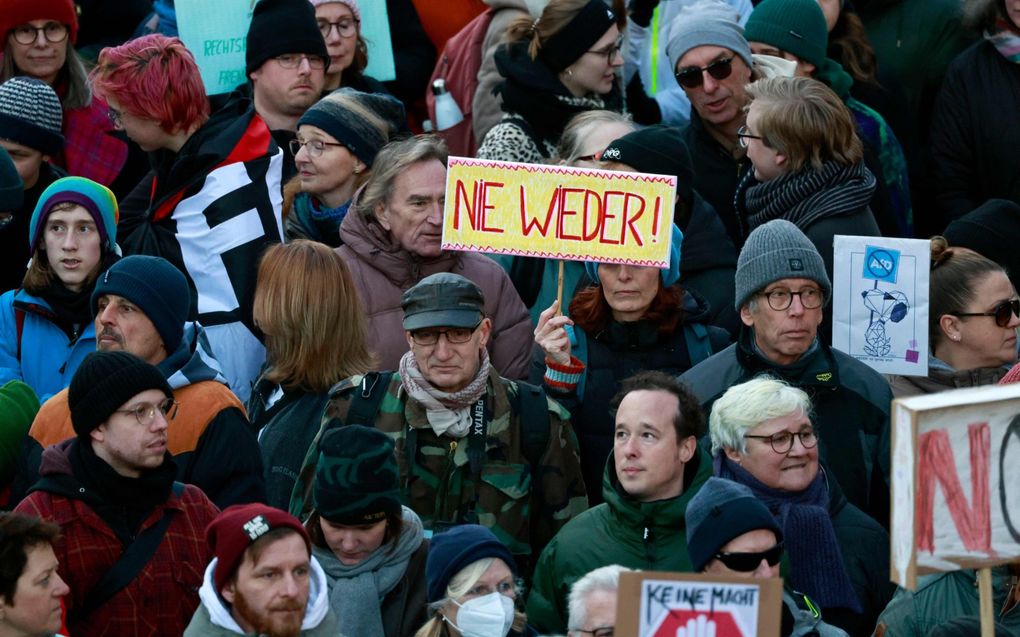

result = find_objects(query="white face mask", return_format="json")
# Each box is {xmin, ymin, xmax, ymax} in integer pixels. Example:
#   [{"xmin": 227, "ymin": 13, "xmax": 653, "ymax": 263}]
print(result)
[{"xmin": 443, "ymin": 591, "xmax": 515, "ymax": 637}]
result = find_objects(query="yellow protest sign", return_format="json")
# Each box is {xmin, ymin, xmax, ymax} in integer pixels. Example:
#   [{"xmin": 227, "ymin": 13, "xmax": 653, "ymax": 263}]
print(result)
[{"xmin": 442, "ymin": 157, "xmax": 676, "ymax": 267}]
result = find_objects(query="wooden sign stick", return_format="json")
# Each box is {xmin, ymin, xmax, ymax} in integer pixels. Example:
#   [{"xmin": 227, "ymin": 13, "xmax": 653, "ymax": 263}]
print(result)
[
  {"xmin": 556, "ymin": 260, "xmax": 565, "ymax": 316},
  {"xmin": 978, "ymin": 567, "xmax": 994, "ymax": 637}
]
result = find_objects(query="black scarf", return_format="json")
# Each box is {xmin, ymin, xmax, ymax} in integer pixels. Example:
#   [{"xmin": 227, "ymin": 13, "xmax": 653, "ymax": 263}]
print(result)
[
  {"xmin": 740, "ymin": 160, "xmax": 876, "ymax": 233},
  {"xmin": 34, "ymin": 251, "xmax": 118, "ymax": 340},
  {"xmin": 69, "ymin": 437, "xmax": 177, "ymax": 544}
]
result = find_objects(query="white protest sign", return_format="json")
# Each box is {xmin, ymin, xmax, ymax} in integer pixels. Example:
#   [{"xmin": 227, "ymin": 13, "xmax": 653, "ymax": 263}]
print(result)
[
  {"xmin": 617, "ymin": 572, "xmax": 782, "ymax": 637},
  {"xmin": 891, "ymin": 383, "xmax": 1020, "ymax": 589},
  {"xmin": 832, "ymin": 235, "xmax": 930, "ymax": 376},
  {"xmin": 360, "ymin": 3, "xmax": 396, "ymax": 82},
  {"xmin": 176, "ymin": 0, "xmax": 252, "ymax": 95}
]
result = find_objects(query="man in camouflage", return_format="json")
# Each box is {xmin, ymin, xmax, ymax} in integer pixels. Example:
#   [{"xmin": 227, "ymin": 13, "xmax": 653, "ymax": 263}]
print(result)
[{"xmin": 290, "ymin": 272, "xmax": 587, "ymax": 577}]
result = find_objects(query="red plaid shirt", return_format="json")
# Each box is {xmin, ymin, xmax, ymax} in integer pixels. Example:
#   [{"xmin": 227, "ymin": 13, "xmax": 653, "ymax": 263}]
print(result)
[
  {"xmin": 58, "ymin": 96, "xmax": 129, "ymax": 187},
  {"xmin": 15, "ymin": 483, "xmax": 218, "ymax": 637}
]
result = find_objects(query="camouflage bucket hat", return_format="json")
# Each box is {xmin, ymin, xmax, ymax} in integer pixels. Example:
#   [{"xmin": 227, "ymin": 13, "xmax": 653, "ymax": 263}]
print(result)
[{"xmin": 314, "ymin": 425, "xmax": 402, "ymax": 524}]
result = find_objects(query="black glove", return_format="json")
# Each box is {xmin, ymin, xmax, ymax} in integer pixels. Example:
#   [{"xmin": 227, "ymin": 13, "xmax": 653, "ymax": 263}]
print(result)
[
  {"xmin": 626, "ymin": 74, "xmax": 662, "ymax": 125},
  {"xmin": 629, "ymin": 0, "xmax": 661, "ymax": 27}
]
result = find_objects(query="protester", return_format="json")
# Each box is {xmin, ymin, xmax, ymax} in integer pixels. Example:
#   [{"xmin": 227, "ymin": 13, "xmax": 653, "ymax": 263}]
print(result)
[
  {"xmin": 709, "ymin": 376, "xmax": 895, "ymax": 636},
  {"xmin": 336, "ymin": 135, "xmax": 532, "ymax": 377},
  {"xmin": 527, "ymin": 370, "xmax": 712, "ymax": 634},
  {"xmin": 666, "ymin": 0, "xmax": 756, "ymax": 249},
  {"xmin": 476, "ymin": 0, "xmax": 625, "ymax": 163},
  {"xmin": 310, "ymin": 0, "xmax": 387, "ymax": 94},
  {"xmin": 91, "ymin": 34, "xmax": 285, "ymax": 402},
  {"xmin": 942, "ymin": 200, "xmax": 1020, "ymax": 294},
  {"xmin": 291, "ymin": 272, "xmax": 586, "ymax": 577},
  {"xmin": 285, "ymin": 88, "xmax": 405, "ymax": 247},
  {"xmin": 532, "ymin": 224, "xmax": 730, "ymax": 502},
  {"xmin": 415, "ymin": 524, "xmax": 534, "ymax": 637},
  {"xmin": 250, "ymin": 241, "xmax": 374, "ymax": 509},
  {"xmin": 566, "ymin": 564, "xmax": 633, "ymax": 637},
  {"xmin": 0, "ymin": 0, "xmax": 133, "ymax": 192},
  {"xmin": 685, "ymin": 477, "xmax": 850, "ymax": 637},
  {"xmin": 889, "ymin": 240, "xmax": 1020, "ymax": 396},
  {"xmin": 22, "ymin": 255, "xmax": 264, "ymax": 509},
  {"xmin": 0, "ymin": 176, "xmax": 118, "ymax": 402},
  {"xmin": 743, "ymin": 0, "xmax": 911, "ymax": 237},
  {"xmin": 0, "ymin": 512, "xmax": 70, "ymax": 637},
  {"xmin": 818, "ymin": 0, "xmax": 885, "ymax": 110},
  {"xmin": 15, "ymin": 351, "xmax": 219, "ymax": 636},
  {"xmin": 734, "ymin": 76, "xmax": 880, "ymax": 287},
  {"xmin": 681, "ymin": 219, "xmax": 891, "ymax": 524},
  {"xmin": 930, "ymin": 0, "xmax": 1020, "ymax": 222},
  {"xmin": 305, "ymin": 425, "xmax": 428, "ymax": 637},
  {"xmin": 0, "ymin": 78, "xmax": 67, "ymax": 292},
  {"xmin": 0, "ymin": 381, "xmax": 39, "ymax": 509},
  {"xmin": 186, "ymin": 503, "xmax": 338, "ymax": 637}
]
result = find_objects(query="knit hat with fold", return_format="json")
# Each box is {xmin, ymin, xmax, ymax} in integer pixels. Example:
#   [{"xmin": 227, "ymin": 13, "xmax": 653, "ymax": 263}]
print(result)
[
  {"xmin": 0, "ymin": 77, "xmax": 65, "ymax": 156},
  {"xmin": 298, "ymin": 88, "xmax": 405, "ymax": 167}
]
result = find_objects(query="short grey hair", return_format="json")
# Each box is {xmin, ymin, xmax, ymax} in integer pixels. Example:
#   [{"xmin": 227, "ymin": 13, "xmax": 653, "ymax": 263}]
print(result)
[
  {"xmin": 708, "ymin": 376, "xmax": 812, "ymax": 455},
  {"xmin": 567, "ymin": 564, "xmax": 634, "ymax": 633},
  {"xmin": 354, "ymin": 134, "xmax": 448, "ymax": 220}
]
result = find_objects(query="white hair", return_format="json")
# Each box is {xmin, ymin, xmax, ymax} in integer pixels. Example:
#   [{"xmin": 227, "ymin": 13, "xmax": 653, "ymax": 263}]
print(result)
[
  {"xmin": 708, "ymin": 376, "xmax": 812, "ymax": 455},
  {"xmin": 567, "ymin": 564, "xmax": 635, "ymax": 633}
]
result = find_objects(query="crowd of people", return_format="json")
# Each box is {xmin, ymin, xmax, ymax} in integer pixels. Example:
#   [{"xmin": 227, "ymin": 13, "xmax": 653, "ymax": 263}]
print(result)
[{"xmin": 0, "ymin": 0, "xmax": 1018, "ymax": 636}]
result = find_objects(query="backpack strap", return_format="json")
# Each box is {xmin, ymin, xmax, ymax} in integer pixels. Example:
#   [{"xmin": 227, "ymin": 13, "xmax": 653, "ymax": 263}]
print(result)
[
  {"xmin": 683, "ymin": 322, "xmax": 714, "ymax": 366},
  {"xmin": 345, "ymin": 371, "xmax": 393, "ymax": 427},
  {"xmin": 70, "ymin": 481, "xmax": 185, "ymax": 625},
  {"xmin": 508, "ymin": 381, "xmax": 551, "ymax": 469}
]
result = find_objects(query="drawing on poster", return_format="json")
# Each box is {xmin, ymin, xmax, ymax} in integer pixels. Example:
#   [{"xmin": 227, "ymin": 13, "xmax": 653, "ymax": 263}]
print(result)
[
  {"xmin": 640, "ymin": 580, "xmax": 760, "ymax": 637},
  {"xmin": 832, "ymin": 236, "xmax": 930, "ymax": 376}
]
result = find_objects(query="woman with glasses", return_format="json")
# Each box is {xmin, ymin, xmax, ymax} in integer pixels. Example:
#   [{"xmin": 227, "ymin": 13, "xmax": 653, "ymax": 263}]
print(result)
[
  {"xmin": 0, "ymin": 176, "xmax": 119, "ymax": 403},
  {"xmin": 415, "ymin": 525, "xmax": 536, "ymax": 637},
  {"xmin": 285, "ymin": 88, "xmax": 405, "ymax": 247},
  {"xmin": 0, "ymin": 0, "xmax": 140, "ymax": 196},
  {"xmin": 250, "ymin": 240, "xmax": 375, "ymax": 510},
  {"xmin": 708, "ymin": 376, "xmax": 894, "ymax": 637},
  {"xmin": 476, "ymin": 0, "xmax": 625, "ymax": 164},
  {"xmin": 309, "ymin": 0, "xmax": 389, "ymax": 94},
  {"xmin": 889, "ymin": 239, "xmax": 1020, "ymax": 397}
]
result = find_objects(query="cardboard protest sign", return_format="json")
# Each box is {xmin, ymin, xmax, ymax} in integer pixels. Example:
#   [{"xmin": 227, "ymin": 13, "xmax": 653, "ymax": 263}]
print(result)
[
  {"xmin": 176, "ymin": 0, "xmax": 252, "ymax": 95},
  {"xmin": 616, "ymin": 572, "xmax": 782, "ymax": 637},
  {"xmin": 831, "ymin": 236, "xmax": 930, "ymax": 376},
  {"xmin": 360, "ymin": 3, "xmax": 396, "ymax": 82},
  {"xmin": 442, "ymin": 157, "xmax": 675, "ymax": 267},
  {"xmin": 891, "ymin": 384, "xmax": 1020, "ymax": 589}
]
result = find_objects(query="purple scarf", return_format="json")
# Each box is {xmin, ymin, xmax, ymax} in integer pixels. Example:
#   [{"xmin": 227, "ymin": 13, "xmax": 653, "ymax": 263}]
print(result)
[{"xmin": 715, "ymin": 454, "xmax": 861, "ymax": 613}]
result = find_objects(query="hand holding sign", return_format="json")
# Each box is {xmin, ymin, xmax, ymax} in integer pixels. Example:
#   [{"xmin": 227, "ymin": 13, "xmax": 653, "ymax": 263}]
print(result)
[{"xmin": 535, "ymin": 300, "xmax": 573, "ymax": 366}]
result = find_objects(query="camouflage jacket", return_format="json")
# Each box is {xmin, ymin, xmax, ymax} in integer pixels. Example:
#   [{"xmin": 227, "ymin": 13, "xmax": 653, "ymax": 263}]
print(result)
[{"xmin": 289, "ymin": 369, "xmax": 588, "ymax": 570}]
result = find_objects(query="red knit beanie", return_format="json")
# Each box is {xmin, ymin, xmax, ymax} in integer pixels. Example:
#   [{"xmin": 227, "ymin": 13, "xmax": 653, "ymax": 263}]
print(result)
[
  {"xmin": 206, "ymin": 504, "xmax": 311, "ymax": 593},
  {"xmin": 0, "ymin": 0, "xmax": 79, "ymax": 46}
]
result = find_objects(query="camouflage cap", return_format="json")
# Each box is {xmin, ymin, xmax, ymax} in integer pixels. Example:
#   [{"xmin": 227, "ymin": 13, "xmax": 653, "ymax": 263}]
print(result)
[
  {"xmin": 314, "ymin": 425, "xmax": 402, "ymax": 525},
  {"xmin": 401, "ymin": 272, "xmax": 484, "ymax": 331}
]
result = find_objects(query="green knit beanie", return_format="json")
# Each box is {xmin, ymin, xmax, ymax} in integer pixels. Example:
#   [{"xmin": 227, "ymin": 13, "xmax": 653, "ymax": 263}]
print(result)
[
  {"xmin": 314, "ymin": 425, "xmax": 402, "ymax": 525},
  {"xmin": 744, "ymin": 0, "xmax": 829, "ymax": 69},
  {"xmin": 0, "ymin": 381, "xmax": 40, "ymax": 483}
]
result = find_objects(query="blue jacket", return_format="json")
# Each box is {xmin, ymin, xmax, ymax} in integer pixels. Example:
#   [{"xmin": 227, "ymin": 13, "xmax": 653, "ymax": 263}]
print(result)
[{"xmin": 0, "ymin": 288, "xmax": 96, "ymax": 402}]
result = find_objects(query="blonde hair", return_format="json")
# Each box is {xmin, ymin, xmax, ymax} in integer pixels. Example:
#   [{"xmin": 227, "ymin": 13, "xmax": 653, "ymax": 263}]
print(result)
[
  {"xmin": 413, "ymin": 558, "xmax": 526, "ymax": 637},
  {"xmin": 709, "ymin": 376, "xmax": 813, "ymax": 455},
  {"xmin": 556, "ymin": 110, "xmax": 634, "ymax": 164},
  {"xmin": 745, "ymin": 76, "xmax": 862, "ymax": 172},
  {"xmin": 252, "ymin": 241, "xmax": 374, "ymax": 392}
]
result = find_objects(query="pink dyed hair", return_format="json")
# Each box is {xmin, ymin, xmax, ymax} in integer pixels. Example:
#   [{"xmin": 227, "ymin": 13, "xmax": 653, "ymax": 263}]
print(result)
[{"xmin": 90, "ymin": 34, "xmax": 210, "ymax": 134}]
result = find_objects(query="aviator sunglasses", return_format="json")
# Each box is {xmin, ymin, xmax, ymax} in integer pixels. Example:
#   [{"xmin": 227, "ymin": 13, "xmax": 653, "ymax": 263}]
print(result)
[
  {"xmin": 714, "ymin": 541, "xmax": 784, "ymax": 572},
  {"xmin": 955, "ymin": 299, "xmax": 1020, "ymax": 328},
  {"xmin": 674, "ymin": 57, "xmax": 734, "ymax": 89}
]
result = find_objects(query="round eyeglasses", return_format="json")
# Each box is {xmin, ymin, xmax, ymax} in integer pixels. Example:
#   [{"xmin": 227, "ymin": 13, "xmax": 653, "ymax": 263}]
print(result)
[
  {"xmin": 744, "ymin": 430, "xmax": 817, "ymax": 454},
  {"xmin": 759, "ymin": 287, "xmax": 823, "ymax": 311},
  {"xmin": 11, "ymin": 22, "xmax": 68, "ymax": 45},
  {"xmin": 273, "ymin": 53, "xmax": 328, "ymax": 70},
  {"xmin": 736, "ymin": 125, "xmax": 763, "ymax": 149},
  {"xmin": 318, "ymin": 19, "xmax": 359, "ymax": 39},
  {"xmin": 112, "ymin": 397, "xmax": 178, "ymax": 426}
]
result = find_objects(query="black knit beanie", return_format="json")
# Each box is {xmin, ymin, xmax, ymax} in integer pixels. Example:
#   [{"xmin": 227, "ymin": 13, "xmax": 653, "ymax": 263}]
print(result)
[
  {"xmin": 68, "ymin": 351, "xmax": 173, "ymax": 438},
  {"xmin": 601, "ymin": 125, "xmax": 695, "ymax": 212},
  {"xmin": 314, "ymin": 425, "xmax": 402, "ymax": 525},
  {"xmin": 245, "ymin": 0, "xmax": 328, "ymax": 76}
]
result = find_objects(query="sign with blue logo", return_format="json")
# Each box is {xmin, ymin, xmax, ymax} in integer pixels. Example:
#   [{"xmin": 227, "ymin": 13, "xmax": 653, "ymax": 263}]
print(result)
[{"xmin": 863, "ymin": 246, "xmax": 900, "ymax": 283}]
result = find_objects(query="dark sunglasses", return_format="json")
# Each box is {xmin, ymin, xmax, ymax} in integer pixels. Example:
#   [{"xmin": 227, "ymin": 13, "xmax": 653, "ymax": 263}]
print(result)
[
  {"xmin": 714, "ymin": 542, "xmax": 784, "ymax": 572},
  {"xmin": 955, "ymin": 299, "xmax": 1020, "ymax": 328},
  {"xmin": 674, "ymin": 57, "xmax": 734, "ymax": 89}
]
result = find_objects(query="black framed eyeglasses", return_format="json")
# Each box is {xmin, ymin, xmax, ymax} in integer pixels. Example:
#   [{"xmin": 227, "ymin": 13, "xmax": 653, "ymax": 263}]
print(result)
[
  {"xmin": 586, "ymin": 39, "xmax": 623, "ymax": 64},
  {"xmin": 318, "ymin": 19, "xmax": 359, "ymax": 39},
  {"xmin": 954, "ymin": 299, "xmax": 1020, "ymax": 328},
  {"xmin": 410, "ymin": 324, "xmax": 480, "ymax": 346},
  {"xmin": 273, "ymin": 53, "xmax": 328, "ymax": 70},
  {"xmin": 674, "ymin": 56, "xmax": 734, "ymax": 89},
  {"xmin": 575, "ymin": 627, "xmax": 614, "ymax": 637},
  {"xmin": 714, "ymin": 542, "xmax": 784, "ymax": 573},
  {"xmin": 744, "ymin": 429, "xmax": 818, "ymax": 454},
  {"xmin": 289, "ymin": 138, "xmax": 346, "ymax": 158},
  {"xmin": 11, "ymin": 22, "xmax": 68, "ymax": 45},
  {"xmin": 760, "ymin": 287, "xmax": 823, "ymax": 311},
  {"xmin": 736, "ymin": 125, "xmax": 763, "ymax": 149},
  {"xmin": 112, "ymin": 397, "xmax": 178, "ymax": 426}
]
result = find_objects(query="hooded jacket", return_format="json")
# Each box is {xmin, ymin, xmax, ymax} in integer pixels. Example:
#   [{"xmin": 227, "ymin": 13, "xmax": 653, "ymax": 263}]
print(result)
[
  {"xmin": 14, "ymin": 439, "xmax": 218, "ymax": 637},
  {"xmin": 526, "ymin": 445, "xmax": 713, "ymax": 634},
  {"xmin": 184, "ymin": 555, "xmax": 339, "ymax": 636},
  {"xmin": 20, "ymin": 322, "xmax": 264, "ymax": 508},
  {"xmin": 336, "ymin": 194, "xmax": 532, "ymax": 379}
]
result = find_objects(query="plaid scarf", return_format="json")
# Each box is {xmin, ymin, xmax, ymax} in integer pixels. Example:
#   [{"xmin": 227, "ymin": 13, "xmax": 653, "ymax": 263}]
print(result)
[{"xmin": 399, "ymin": 349, "xmax": 491, "ymax": 437}]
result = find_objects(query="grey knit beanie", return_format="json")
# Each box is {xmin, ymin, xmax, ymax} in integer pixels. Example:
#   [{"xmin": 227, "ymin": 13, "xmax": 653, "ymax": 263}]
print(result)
[
  {"xmin": 685, "ymin": 477, "xmax": 783, "ymax": 572},
  {"xmin": 0, "ymin": 77, "xmax": 65, "ymax": 156},
  {"xmin": 298, "ymin": 88, "xmax": 405, "ymax": 167},
  {"xmin": 734, "ymin": 219, "xmax": 831, "ymax": 310},
  {"xmin": 666, "ymin": 0, "xmax": 754, "ymax": 74}
]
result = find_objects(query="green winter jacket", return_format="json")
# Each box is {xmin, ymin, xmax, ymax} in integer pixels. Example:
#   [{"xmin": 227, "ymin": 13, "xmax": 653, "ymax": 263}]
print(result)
[
  {"xmin": 876, "ymin": 567, "xmax": 1020, "ymax": 637},
  {"xmin": 525, "ymin": 445, "xmax": 713, "ymax": 634}
]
